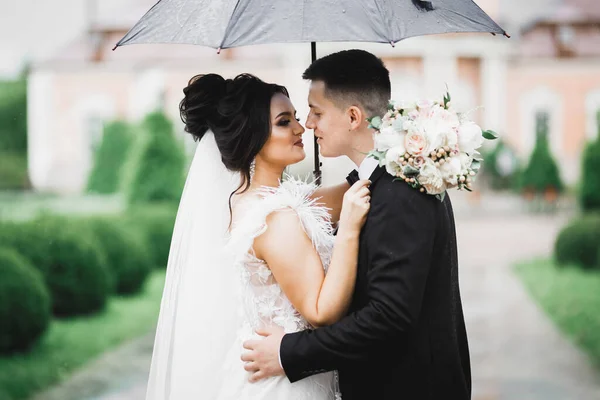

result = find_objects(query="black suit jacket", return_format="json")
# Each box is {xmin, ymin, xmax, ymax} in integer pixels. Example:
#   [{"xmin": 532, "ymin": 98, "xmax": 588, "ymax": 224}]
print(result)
[{"xmin": 280, "ymin": 166, "xmax": 471, "ymax": 400}]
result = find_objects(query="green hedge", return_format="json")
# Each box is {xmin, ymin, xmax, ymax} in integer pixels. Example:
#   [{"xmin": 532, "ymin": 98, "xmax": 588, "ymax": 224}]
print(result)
[
  {"xmin": 554, "ymin": 214, "xmax": 600, "ymax": 270},
  {"xmin": 87, "ymin": 120, "xmax": 133, "ymax": 194},
  {"xmin": 83, "ymin": 216, "xmax": 152, "ymax": 295},
  {"xmin": 0, "ymin": 217, "xmax": 112, "ymax": 317},
  {"xmin": 124, "ymin": 203, "xmax": 178, "ymax": 268},
  {"xmin": 125, "ymin": 111, "xmax": 186, "ymax": 205},
  {"xmin": 0, "ymin": 247, "xmax": 51, "ymax": 355}
]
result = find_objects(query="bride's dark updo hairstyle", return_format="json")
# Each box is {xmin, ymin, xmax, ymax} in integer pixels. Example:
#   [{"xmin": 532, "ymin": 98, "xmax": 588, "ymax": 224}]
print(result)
[{"xmin": 179, "ymin": 73, "xmax": 289, "ymax": 195}]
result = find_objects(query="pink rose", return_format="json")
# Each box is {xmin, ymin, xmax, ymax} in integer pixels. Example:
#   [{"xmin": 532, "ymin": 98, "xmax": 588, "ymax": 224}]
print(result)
[{"xmin": 405, "ymin": 132, "xmax": 427, "ymax": 155}]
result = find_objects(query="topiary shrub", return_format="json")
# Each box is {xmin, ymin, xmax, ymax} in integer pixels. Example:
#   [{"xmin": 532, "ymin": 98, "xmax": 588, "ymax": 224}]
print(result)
[
  {"xmin": 0, "ymin": 247, "xmax": 51, "ymax": 354},
  {"xmin": 125, "ymin": 111, "xmax": 186, "ymax": 205},
  {"xmin": 5, "ymin": 216, "xmax": 112, "ymax": 317},
  {"xmin": 124, "ymin": 203, "xmax": 178, "ymax": 268},
  {"xmin": 579, "ymin": 112, "xmax": 600, "ymax": 212},
  {"xmin": 86, "ymin": 120, "xmax": 133, "ymax": 194},
  {"xmin": 0, "ymin": 79, "xmax": 27, "ymax": 154},
  {"xmin": 519, "ymin": 113, "xmax": 563, "ymax": 194},
  {"xmin": 481, "ymin": 140, "xmax": 521, "ymax": 191},
  {"xmin": 554, "ymin": 214, "xmax": 600, "ymax": 269},
  {"xmin": 0, "ymin": 152, "xmax": 29, "ymax": 190},
  {"xmin": 83, "ymin": 216, "xmax": 153, "ymax": 295}
]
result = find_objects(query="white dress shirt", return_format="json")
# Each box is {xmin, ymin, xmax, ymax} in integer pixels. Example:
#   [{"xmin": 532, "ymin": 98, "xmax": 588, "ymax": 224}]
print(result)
[{"xmin": 357, "ymin": 156, "xmax": 379, "ymax": 181}]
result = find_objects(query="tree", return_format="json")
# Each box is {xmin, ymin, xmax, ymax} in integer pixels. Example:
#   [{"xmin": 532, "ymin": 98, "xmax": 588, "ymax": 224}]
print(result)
[
  {"xmin": 519, "ymin": 112, "xmax": 563, "ymax": 194},
  {"xmin": 86, "ymin": 120, "xmax": 133, "ymax": 194},
  {"xmin": 126, "ymin": 111, "xmax": 186, "ymax": 204},
  {"xmin": 579, "ymin": 110, "xmax": 600, "ymax": 211}
]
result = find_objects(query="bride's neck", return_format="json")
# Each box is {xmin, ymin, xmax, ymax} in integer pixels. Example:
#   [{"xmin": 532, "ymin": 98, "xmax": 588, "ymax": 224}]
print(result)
[{"xmin": 249, "ymin": 162, "xmax": 285, "ymax": 190}]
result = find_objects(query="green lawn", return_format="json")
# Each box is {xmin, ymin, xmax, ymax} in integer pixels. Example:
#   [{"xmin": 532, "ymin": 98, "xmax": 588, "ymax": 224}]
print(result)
[
  {"xmin": 515, "ymin": 259, "xmax": 600, "ymax": 367},
  {"xmin": 0, "ymin": 271, "xmax": 165, "ymax": 400}
]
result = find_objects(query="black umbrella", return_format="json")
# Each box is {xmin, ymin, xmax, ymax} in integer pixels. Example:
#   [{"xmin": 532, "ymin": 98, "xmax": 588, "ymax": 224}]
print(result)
[{"xmin": 114, "ymin": 0, "xmax": 508, "ymax": 183}]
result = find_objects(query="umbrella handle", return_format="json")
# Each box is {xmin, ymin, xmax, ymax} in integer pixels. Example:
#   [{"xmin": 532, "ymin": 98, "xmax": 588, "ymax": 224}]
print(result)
[{"xmin": 311, "ymin": 42, "xmax": 322, "ymax": 186}]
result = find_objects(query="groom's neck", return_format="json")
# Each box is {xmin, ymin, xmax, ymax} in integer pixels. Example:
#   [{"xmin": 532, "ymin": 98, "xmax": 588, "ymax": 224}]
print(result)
[{"xmin": 346, "ymin": 128, "xmax": 375, "ymax": 167}]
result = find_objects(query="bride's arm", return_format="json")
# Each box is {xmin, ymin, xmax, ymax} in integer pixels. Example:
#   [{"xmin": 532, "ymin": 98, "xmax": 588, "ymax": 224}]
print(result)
[
  {"xmin": 253, "ymin": 180, "xmax": 370, "ymax": 328},
  {"xmin": 311, "ymin": 182, "xmax": 350, "ymax": 224}
]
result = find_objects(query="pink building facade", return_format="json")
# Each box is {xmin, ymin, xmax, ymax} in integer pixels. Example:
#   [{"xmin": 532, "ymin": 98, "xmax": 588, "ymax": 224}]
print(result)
[{"xmin": 28, "ymin": 0, "xmax": 600, "ymax": 193}]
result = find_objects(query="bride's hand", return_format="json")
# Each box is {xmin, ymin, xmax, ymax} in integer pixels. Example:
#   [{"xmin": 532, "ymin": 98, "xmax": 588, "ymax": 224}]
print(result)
[{"xmin": 338, "ymin": 179, "xmax": 371, "ymax": 234}]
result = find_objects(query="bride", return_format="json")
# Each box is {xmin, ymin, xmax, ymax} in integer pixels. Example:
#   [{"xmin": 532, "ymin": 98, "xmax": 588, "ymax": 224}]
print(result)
[{"xmin": 145, "ymin": 73, "xmax": 370, "ymax": 399}]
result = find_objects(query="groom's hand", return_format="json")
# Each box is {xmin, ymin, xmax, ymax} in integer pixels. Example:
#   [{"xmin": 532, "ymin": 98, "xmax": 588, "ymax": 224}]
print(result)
[{"xmin": 241, "ymin": 326, "xmax": 285, "ymax": 382}]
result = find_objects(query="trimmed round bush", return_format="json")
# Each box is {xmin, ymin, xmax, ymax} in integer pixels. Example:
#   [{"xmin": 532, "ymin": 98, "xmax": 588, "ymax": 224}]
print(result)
[
  {"xmin": 125, "ymin": 203, "xmax": 178, "ymax": 268},
  {"xmin": 554, "ymin": 214, "xmax": 600, "ymax": 269},
  {"xmin": 0, "ymin": 247, "xmax": 51, "ymax": 354},
  {"xmin": 6, "ymin": 216, "xmax": 112, "ymax": 317},
  {"xmin": 85, "ymin": 217, "xmax": 152, "ymax": 295}
]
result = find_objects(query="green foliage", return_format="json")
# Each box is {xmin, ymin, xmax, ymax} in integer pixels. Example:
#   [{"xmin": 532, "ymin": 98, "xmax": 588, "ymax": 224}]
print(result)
[
  {"xmin": 554, "ymin": 214, "xmax": 600, "ymax": 270},
  {"xmin": 579, "ymin": 112, "xmax": 600, "ymax": 212},
  {"xmin": 0, "ymin": 247, "xmax": 51, "ymax": 355},
  {"xmin": 480, "ymin": 140, "xmax": 521, "ymax": 191},
  {"xmin": 125, "ymin": 111, "xmax": 186, "ymax": 205},
  {"xmin": 515, "ymin": 259, "xmax": 600, "ymax": 367},
  {"xmin": 519, "ymin": 113, "xmax": 563, "ymax": 193},
  {"xmin": 86, "ymin": 120, "xmax": 133, "ymax": 194},
  {"xmin": 0, "ymin": 271, "xmax": 165, "ymax": 400},
  {"xmin": 0, "ymin": 152, "xmax": 29, "ymax": 190},
  {"xmin": 124, "ymin": 203, "xmax": 178, "ymax": 268},
  {"xmin": 83, "ymin": 216, "xmax": 153, "ymax": 295},
  {"xmin": 0, "ymin": 79, "xmax": 27, "ymax": 154},
  {"xmin": 0, "ymin": 217, "xmax": 112, "ymax": 317}
]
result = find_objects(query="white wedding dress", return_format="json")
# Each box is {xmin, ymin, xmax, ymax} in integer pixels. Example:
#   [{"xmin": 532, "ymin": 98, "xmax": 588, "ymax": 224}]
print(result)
[{"xmin": 215, "ymin": 178, "xmax": 340, "ymax": 400}]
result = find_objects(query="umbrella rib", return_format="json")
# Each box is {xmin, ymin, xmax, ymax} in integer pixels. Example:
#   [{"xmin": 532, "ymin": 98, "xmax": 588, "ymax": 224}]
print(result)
[
  {"xmin": 374, "ymin": 0, "xmax": 392, "ymax": 43},
  {"xmin": 219, "ymin": 0, "xmax": 243, "ymax": 49}
]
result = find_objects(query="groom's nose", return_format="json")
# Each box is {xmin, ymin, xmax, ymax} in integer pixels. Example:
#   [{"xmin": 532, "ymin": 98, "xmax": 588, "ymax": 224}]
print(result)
[{"xmin": 305, "ymin": 115, "xmax": 316, "ymax": 130}]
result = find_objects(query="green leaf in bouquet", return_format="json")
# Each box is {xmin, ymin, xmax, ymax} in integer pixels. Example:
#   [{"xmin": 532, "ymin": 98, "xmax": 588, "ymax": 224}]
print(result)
[
  {"xmin": 387, "ymin": 102, "xmax": 395, "ymax": 111},
  {"xmin": 436, "ymin": 191, "xmax": 447, "ymax": 202},
  {"xmin": 471, "ymin": 159, "xmax": 481, "ymax": 173},
  {"xmin": 402, "ymin": 164, "xmax": 420, "ymax": 178},
  {"xmin": 368, "ymin": 116, "xmax": 382, "ymax": 130},
  {"xmin": 483, "ymin": 129, "xmax": 499, "ymax": 140}
]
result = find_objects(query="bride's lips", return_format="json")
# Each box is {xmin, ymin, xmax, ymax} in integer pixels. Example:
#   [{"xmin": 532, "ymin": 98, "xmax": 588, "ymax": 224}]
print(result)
[{"xmin": 294, "ymin": 139, "xmax": 304, "ymax": 148}]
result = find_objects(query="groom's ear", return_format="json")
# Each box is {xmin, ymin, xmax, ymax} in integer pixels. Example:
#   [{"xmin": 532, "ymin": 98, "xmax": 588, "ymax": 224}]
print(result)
[{"xmin": 347, "ymin": 106, "xmax": 364, "ymax": 131}]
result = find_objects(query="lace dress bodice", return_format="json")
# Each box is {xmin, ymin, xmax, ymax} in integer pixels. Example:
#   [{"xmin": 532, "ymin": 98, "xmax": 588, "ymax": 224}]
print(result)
[{"xmin": 227, "ymin": 178, "xmax": 335, "ymax": 337}]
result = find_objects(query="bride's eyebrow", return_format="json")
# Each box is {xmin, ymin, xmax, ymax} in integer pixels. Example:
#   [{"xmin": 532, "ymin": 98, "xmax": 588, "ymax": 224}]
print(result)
[{"xmin": 275, "ymin": 111, "xmax": 294, "ymax": 119}]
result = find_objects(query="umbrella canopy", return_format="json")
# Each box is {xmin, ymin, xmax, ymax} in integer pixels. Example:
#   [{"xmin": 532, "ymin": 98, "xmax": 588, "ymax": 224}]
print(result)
[
  {"xmin": 115, "ymin": 0, "xmax": 507, "ymax": 49},
  {"xmin": 114, "ymin": 0, "xmax": 508, "ymax": 183}
]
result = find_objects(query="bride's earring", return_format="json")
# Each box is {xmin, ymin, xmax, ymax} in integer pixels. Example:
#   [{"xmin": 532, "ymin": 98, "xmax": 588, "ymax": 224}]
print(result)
[{"xmin": 249, "ymin": 159, "xmax": 256, "ymax": 179}]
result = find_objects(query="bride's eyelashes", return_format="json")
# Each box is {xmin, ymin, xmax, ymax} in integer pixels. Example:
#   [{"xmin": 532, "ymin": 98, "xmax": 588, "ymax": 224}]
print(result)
[{"xmin": 276, "ymin": 117, "xmax": 301, "ymax": 127}]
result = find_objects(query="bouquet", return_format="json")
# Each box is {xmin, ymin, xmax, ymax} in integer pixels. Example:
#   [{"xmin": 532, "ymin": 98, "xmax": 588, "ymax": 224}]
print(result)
[{"xmin": 367, "ymin": 90, "xmax": 498, "ymax": 201}]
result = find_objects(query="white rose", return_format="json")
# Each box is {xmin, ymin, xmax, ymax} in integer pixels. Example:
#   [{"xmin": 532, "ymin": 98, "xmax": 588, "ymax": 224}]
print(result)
[
  {"xmin": 374, "ymin": 127, "xmax": 404, "ymax": 151},
  {"xmin": 418, "ymin": 158, "xmax": 446, "ymax": 195},
  {"xmin": 457, "ymin": 122, "xmax": 484, "ymax": 154},
  {"xmin": 385, "ymin": 145, "xmax": 406, "ymax": 177},
  {"xmin": 439, "ymin": 156, "xmax": 462, "ymax": 186},
  {"xmin": 459, "ymin": 153, "xmax": 473, "ymax": 174},
  {"xmin": 405, "ymin": 132, "xmax": 427, "ymax": 156},
  {"xmin": 445, "ymin": 129, "xmax": 458, "ymax": 148}
]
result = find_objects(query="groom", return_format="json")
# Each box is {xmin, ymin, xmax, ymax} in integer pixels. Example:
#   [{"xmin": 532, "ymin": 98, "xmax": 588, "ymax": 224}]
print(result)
[{"xmin": 242, "ymin": 49, "xmax": 471, "ymax": 399}]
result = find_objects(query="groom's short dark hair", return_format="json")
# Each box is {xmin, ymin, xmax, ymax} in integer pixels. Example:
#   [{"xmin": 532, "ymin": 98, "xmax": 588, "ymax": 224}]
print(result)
[{"xmin": 302, "ymin": 49, "xmax": 391, "ymax": 118}]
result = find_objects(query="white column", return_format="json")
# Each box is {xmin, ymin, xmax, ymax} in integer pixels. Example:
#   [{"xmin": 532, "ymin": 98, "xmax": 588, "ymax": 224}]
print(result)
[
  {"xmin": 482, "ymin": 55, "xmax": 508, "ymax": 135},
  {"xmin": 423, "ymin": 49, "xmax": 458, "ymax": 100},
  {"xmin": 27, "ymin": 70, "xmax": 57, "ymax": 192}
]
